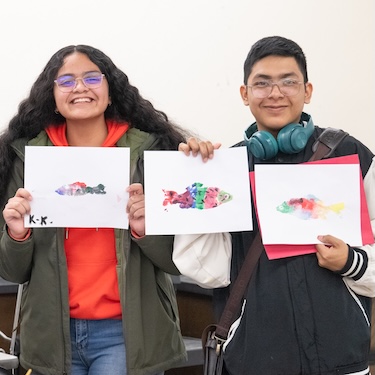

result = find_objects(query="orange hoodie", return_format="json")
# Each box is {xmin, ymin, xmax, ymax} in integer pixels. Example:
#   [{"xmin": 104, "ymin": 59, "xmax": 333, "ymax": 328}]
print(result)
[{"xmin": 46, "ymin": 121, "xmax": 128, "ymax": 319}]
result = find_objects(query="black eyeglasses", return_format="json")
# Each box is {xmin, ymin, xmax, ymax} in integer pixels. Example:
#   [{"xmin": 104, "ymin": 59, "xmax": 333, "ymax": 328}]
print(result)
[
  {"xmin": 54, "ymin": 72, "xmax": 105, "ymax": 92},
  {"xmin": 247, "ymin": 78, "xmax": 304, "ymax": 98}
]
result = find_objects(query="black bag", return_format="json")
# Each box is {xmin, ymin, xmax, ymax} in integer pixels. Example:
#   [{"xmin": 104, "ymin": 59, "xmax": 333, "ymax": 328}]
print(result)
[{"xmin": 202, "ymin": 324, "xmax": 225, "ymax": 375}]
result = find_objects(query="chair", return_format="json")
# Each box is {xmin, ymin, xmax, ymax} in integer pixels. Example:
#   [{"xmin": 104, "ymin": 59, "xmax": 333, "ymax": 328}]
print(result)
[{"xmin": 0, "ymin": 285, "xmax": 23, "ymax": 375}]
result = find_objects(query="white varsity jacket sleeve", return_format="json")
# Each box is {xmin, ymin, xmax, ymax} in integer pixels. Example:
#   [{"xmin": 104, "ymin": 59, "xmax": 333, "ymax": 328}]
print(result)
[
  {"xmin": 173, "ymin": 232, "xmax": 232, "ymax": 289},
  {"xmin": 342, "ymin": 156, "xmax": 375, "ymax": 297}
]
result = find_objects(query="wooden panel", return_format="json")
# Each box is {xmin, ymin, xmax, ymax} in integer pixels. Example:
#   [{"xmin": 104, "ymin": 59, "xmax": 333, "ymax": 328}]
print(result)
[
  {"xmin": 176, "ymin": 291, "xmax": 214, "ymax": 337},
  {"xmin": 166, "ymin": 290, "xmax": 214, "ymax": 375},
  {"xmin": 166, "ymin": 366, "xmax": 203, "ymax": 375}
]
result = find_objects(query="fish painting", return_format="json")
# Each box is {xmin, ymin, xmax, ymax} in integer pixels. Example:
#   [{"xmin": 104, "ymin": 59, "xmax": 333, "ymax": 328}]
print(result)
[
  {"xmin": 55, "ymin": 182, "xmax": 106, "ymax": 196},
  {"xmin": 163, "ymin": 182, "xmax": 233, "ymax": 210},
  {"xmin": 276, "ymin": 194, "xmax": 344, "ymax": 220}
]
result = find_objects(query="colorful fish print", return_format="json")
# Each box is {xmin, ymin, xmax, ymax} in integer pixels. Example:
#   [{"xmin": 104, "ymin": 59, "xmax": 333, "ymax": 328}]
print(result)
[
  {"xmin": 55, "ymin": 182, "xmax": 106, "ymax": 196},
  {"xmin": 163, "ymin": 182, "xmax": 233, "ymax": 210},
  {"xmin": 276, "ymin": 194, "xmax": 344, "ymax": 220}
]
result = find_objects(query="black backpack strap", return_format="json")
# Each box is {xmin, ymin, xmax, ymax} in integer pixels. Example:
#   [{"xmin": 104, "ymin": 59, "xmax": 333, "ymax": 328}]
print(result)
[{"xmin": 310, "ymin": 127, "xmax": 349, "ymax": 161}]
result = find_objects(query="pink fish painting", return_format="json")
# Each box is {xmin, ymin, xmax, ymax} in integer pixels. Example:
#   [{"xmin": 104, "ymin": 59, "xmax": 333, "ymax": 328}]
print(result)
[
  {"xmin": 276, "ymin": 194, "xmax": 344, "ymax": 220},
  {"xmin": 55, "ymin": 182, "xmax": 106, "ymax": 196},
  {"xmin": 163, "ymin": 182, "xmax": 232, "ymax": 210}
]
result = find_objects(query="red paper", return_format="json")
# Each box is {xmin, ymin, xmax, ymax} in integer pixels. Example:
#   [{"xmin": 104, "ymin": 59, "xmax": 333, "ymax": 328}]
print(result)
[{"xmin": 250, "ymin": 155, "xmax": 373, "ymax": 260}]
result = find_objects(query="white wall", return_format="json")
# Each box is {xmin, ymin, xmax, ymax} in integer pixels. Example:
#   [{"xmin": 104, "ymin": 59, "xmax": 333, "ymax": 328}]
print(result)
[{"xmin": 1, "ymin": 0, "xmax": 374, "ymax": 151}]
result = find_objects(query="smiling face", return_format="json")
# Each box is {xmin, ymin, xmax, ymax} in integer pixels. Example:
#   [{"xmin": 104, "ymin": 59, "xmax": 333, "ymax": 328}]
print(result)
[
  {"xmin": 240, "ymin": 55, "xmax": 313, "ymax": 136},
  {"xmin": 53, "ymin": 52, "xmax": 110, "ymax": 125}
]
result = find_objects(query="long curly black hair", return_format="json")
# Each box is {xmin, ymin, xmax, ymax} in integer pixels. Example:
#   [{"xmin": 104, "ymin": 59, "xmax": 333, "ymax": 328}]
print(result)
[{"xmin": 0, "ymin": 45, "xmax": 191, "ymax": 207}]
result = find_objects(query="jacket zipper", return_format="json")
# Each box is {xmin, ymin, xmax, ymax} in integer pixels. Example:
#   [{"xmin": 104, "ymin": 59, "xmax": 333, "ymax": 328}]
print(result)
[{"xmin": 58, "ymin": 228, "xmax": 67, "ymax": 374}]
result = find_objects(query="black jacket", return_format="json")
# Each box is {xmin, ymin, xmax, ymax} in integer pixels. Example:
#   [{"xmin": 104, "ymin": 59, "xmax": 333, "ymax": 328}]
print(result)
[{"xmin": 215, "ymin": 126, "xmax": 375, "ymax": 375}]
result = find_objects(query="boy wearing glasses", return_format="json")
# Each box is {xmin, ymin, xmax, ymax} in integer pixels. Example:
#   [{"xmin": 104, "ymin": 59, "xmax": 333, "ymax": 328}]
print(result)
[{"xmin": 177, "ymin": 36, "xmax": 375, "ymax": 374}]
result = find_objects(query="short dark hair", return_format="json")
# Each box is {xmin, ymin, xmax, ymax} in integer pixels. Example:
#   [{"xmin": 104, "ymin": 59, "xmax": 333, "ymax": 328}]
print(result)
[{"xmin": 243, "ymin": 36, "xmax": 308, "ymax": 84}]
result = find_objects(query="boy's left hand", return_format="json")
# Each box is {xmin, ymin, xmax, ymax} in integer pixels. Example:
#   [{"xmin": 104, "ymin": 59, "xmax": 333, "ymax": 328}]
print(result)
[{"xmin": 315, "ymin": 234, "xmax": 349, "ymax": 272}]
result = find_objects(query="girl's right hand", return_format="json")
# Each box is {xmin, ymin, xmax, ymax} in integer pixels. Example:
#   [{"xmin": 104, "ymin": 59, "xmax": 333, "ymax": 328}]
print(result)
[{"xmin": 3, "ymin": 188, "xmax": 32, "ymax": 240}]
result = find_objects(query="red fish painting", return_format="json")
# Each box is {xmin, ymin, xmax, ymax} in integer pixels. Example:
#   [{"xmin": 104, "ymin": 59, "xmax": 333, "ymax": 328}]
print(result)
[
  {"xmin": 163, "ymin": 182, "xmax": 232, "ymax": 210},
  {"xmin": 276, "ymin": 194, "xmax": 344, "ymax": 220}
]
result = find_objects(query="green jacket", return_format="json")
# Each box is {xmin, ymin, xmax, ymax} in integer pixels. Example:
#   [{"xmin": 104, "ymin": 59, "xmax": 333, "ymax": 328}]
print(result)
[{"xmin": 0, "ymin": 128, "xmax": 187, "ymax": 375}]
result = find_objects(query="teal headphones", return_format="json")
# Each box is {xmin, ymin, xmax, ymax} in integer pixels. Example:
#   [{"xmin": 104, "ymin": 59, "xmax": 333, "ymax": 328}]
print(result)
[{"xmin": 243, "ymin": 112, "xmax": 314, "ymax": 160}]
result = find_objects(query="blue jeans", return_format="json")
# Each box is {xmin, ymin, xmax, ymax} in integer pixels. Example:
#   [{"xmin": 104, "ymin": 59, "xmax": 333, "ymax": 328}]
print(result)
[
  {"xmin": 30, "ymin": 318, "xmax": 164, "ymax": 375},
  {"xmin": 70, "ymin": 318, "xmax": 126, "ymax": 375},
  {"xmin": 70, "ymin": 318, "xmax": 164, "ymax": 375}
]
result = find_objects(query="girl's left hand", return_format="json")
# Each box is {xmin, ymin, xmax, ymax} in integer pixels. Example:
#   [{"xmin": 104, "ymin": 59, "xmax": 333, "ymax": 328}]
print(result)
[
  {"xmin": 178, "ymin": 137, "xmax": 221, "ymax": 162},
  {"xmin": 126, "ymin": 183, "xmax": 145, "ymax": 237}
]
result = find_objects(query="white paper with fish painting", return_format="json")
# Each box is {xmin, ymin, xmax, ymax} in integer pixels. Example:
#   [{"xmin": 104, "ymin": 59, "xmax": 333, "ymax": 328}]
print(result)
[
  {"xmin": 254, "ymin": 163, "xmax": 362, "ymax": 245},
  {"xmin": 24, "ymin": 146, "xmax": 130, "ymax": 228},
  {"xmin": 144, "ymin": 147, "xmax": 252, "ymax": 234}
]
